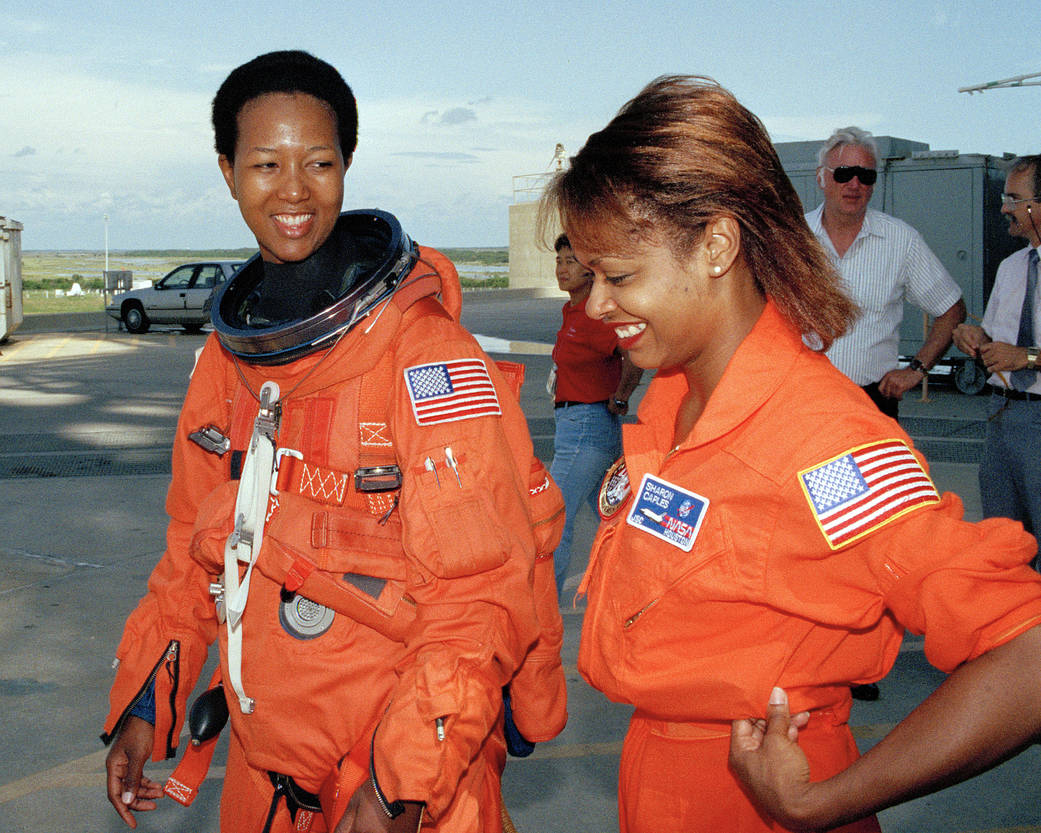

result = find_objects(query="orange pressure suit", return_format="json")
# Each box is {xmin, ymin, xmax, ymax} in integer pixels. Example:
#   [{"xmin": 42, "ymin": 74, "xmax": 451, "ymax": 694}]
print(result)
[
  {"xmin": 101, "ymin": 247, "xmax": 564, "ymax": 832},
  {"xmin": 579, "ymin": 300, "xmax": 1041, "ymax": 833}
]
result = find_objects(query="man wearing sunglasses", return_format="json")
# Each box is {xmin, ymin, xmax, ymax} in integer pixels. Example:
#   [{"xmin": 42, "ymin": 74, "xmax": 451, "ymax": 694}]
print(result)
[
  {"xmin": 806, "ymin": 126, "xmax": 965, "ymax": 426},
  {"xmin": 806, "ymin": 126, "xmax": 965, "ymax": 702},
  {"xmin": 953, "ymin": 155, "xmax": 1041, "ymax": 572}
]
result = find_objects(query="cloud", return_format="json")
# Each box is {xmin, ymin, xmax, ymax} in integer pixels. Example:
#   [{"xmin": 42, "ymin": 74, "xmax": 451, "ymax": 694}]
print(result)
[
  {"xmin": 6, "ymin": 16, "xmax": 46, "ymax": 34},
  {"xmin": 420, "ymin": 108, "xmax": 478, "ymax": 126},
  {"xmin": 390, "ymin": 151, "xmax": 480, "ymax": 163},
  {"xmin": 13, "ymin": 146, "xmax": 36, "ymax": 157},
  {"xmin": 440, "ymin": 107, "xmax": 477, "ymax": 125},
  {"xmin": 930, "ymin": 2, "xmax": 957, "ymax": 27},
  {"xmin": 0, "ymin": 63, "xmax": 589, "ymax": 248},
  {"xmin": 199, "ymin": 63, "xmax": 237, "ymax": 76}
]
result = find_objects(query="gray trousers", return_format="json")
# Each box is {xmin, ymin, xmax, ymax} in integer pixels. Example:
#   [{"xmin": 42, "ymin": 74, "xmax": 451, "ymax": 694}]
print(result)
[{"xmin": 980, "ymin": 392, "xmax": 1041, "ymax": 569}]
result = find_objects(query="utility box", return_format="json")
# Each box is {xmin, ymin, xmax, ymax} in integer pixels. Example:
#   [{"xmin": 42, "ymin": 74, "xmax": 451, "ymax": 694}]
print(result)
[
  {"xmin": 777, "ymin": 137, "xmax": 1020, "ymax": 393},
  {"xmin": 0, "ymin": 217, "xmax": 24, "ymax": 343},
  {"xmin": 103, "ymin": 270, "xmax": 133, "ymax": 333}
]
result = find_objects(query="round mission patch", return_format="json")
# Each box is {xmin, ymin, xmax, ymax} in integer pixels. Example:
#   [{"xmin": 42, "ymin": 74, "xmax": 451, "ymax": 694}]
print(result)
[{"xmin": 598, "ymin": 458, "xmax": 632, "ymax": 520}]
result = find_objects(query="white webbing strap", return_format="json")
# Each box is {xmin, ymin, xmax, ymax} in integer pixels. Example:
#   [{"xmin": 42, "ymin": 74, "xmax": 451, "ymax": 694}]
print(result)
[
  {"xmin": 224, "ymin": 537, "xmax": 252, "ymax": 714},
  {"xmin": 223, "ymin": 381, "xmax": 280, "ymax": 714}
]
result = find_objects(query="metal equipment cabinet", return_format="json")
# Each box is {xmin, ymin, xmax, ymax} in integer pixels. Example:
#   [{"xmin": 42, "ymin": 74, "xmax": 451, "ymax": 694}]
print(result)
[{"xmin": 776, "ymin": 137, "xmax": 1020, "ymax": 394}]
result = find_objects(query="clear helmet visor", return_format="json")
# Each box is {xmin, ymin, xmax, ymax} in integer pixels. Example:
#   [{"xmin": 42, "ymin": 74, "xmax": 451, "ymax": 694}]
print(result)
[{"xmin": 211, "ymin": 209, "xmax": 418, "ymax": 365}]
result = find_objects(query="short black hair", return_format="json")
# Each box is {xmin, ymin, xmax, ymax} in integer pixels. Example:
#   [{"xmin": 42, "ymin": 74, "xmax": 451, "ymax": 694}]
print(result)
[
  {"xmin": 212, "ymin": 50, "xmax": 358, "ymax": 162},
  {"xmin": 554, "ymin": 233, "xmax": 571, "ymax": 252}
]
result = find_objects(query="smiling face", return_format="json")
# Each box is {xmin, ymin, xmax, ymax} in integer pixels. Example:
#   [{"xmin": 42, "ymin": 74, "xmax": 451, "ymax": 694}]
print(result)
[
  {"xmin": 218, "ymin": 92, "xmax": 348, "ymax": 263},
  {"xmin": 818, "ymin": 143, "xmax": 876, "ymax": 224},
  {"xmin": 567, "ymin": 209, "xmax": 766, "ymax": 408},
  {"xmin": 573, "ymin": 235, "xmax": 720, "ymax": 373}
]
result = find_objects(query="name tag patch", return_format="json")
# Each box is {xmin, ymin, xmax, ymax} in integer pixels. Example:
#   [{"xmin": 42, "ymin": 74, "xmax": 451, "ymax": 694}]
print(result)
[{"xmin": 626, "ymin": 473, "xmax": 708, "ymax": 552}]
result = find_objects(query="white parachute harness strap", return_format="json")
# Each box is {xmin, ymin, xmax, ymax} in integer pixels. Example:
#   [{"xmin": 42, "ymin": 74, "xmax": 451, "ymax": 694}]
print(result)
[{"xmin": 224, "ymin": 380, "xmax": 280, "ymax": 714}]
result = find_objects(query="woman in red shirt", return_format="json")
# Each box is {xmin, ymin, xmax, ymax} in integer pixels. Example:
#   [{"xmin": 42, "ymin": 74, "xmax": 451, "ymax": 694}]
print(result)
[{"xmin": 550, "ymin": 234, "xmax": 641, "ymax": 596}]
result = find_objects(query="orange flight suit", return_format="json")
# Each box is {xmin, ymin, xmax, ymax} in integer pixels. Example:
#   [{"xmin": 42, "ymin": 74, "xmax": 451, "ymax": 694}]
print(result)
[
  {"xmin": 579, "ymin": 300, "xmax": 1041, "ymax": 833},
  {"xmin": 102, "ymin": 248, "xmax": 555, "ymax": 832}
]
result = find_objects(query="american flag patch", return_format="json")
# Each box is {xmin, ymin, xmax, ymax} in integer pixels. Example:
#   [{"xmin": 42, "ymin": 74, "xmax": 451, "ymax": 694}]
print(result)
[
  {"xmin": 799, "ymin": 439, "xmax": 939, "ymax": 549},
  {"xmin": 404, "ymin": 359, "xmax": 502, "ymax": 426}
]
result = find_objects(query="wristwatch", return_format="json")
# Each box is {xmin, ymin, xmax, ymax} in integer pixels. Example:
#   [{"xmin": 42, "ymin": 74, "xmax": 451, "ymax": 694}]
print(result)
[
  {"xmin": 1027, "ymin": 347, "xmax": 1040, "ymax": 370},
  {"xmin": 613, "ymin": 398, "xmax": 629, "ymax": 409},
  {"xmin": 908, "ymin": 357, "xmax": 927, "ymax": 375}
]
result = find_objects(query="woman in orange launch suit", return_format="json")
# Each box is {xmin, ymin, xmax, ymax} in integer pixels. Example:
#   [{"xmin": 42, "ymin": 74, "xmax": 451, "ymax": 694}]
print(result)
[
  {"xmin": 542, "ymin": 75, "xmax": 1041, "ymax": 832},
  {"xmin": 100, "ymin": 51, "xmax": 564, "ymax": 833}
]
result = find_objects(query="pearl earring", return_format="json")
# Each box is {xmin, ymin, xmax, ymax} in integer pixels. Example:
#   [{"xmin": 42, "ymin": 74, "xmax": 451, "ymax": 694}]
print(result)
[{"xmin": 712, "ymin": 265, "xmax": 722, "ymax": 275}]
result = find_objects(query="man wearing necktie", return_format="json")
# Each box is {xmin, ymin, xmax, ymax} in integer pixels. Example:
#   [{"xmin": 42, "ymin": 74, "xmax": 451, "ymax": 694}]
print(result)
[{"xmin": 954, "ymin": 154, "xmax": 1041, "ymax": 570}]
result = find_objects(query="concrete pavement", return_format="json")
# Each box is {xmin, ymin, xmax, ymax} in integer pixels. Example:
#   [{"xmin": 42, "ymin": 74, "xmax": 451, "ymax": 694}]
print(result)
[{"xmin": 1, "ymin": 303, "xmax": 1039, "ymax": 833}]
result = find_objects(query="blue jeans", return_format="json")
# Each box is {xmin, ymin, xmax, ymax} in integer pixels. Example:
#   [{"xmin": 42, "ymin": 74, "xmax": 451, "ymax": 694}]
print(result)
[{"xmin": 549, "ymin": 402, "xmax": 622, "ymax": 595}]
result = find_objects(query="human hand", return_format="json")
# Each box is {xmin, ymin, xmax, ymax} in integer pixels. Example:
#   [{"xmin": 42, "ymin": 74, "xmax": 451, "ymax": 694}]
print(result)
[
  {"xmin": 729, "ymin": 687, "xmax": 819, "ymax": 831},
  {"xmin": 978, "ymin": 341, "xmax": 1029, "ymax": 374},
  {"xmin": 952, "ymin": 324, "xmax": 988, "ymax": 357},
  {"xmin": 607, "ymin": 398, "xmax": 629, "ymax": 416},
  {"xmin": 334, "ymin": 778, "xmax": 423, "ymax": 833},
  {"xmin": 877, "ymin": 368, "xmax": 922, "ymax": 400},
  {"xmin": 105, "ymin": 716, "xmax": 163, "ymax": 828}
]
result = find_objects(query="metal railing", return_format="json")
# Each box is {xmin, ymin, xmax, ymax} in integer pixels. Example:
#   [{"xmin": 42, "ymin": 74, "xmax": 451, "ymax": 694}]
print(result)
[{"xmin": 513, "ymin": 171, "xmax": 558, "ymax": 204}]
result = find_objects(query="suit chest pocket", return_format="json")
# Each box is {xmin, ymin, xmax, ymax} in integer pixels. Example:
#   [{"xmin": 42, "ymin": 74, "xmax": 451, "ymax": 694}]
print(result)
[{"xmin": 610, "ymin": 500, "xmax": 735, "ymax": 630}]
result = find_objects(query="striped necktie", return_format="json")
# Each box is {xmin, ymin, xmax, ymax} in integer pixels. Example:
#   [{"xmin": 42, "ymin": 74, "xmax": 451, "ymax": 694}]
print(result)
[{"xmin": 1012, "ymin": 248, "xmax": 1039, "ymax": 391}]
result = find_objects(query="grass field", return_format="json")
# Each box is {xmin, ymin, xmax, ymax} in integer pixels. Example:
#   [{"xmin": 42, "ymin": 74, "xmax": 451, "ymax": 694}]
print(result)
[
  {"xmin": 18, "ymin": 248, "xmax": 510, "ymax": 314},
  {"xmin": 20, "ymin": 293, "xmax": 105, "ymax": 315},
  {"xmin": 23, "ymin": 252, "xmax": 204, "ymax": 289}
]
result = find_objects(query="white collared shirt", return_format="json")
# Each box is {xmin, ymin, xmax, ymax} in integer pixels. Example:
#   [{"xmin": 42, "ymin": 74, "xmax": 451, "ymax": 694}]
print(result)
[
  {"xmin": 980, "ymin": 245, "xmax": 1041, "ymax": 394},
  {"xmin": 806, "ymin": 205, "xmax": 962, "ymax": 386}
]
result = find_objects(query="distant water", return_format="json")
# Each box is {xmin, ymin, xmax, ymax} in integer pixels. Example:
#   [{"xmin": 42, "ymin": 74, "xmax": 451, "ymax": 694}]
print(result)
[{"xmin": 456, "ymin": 265, "xmax": 507, "ymax": 280}]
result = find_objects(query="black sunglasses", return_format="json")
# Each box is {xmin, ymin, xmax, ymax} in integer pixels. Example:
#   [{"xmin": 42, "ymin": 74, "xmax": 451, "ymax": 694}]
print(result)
[{"xmin": 826, "ymin": 165, "xmax": 877, "ymax": 186}]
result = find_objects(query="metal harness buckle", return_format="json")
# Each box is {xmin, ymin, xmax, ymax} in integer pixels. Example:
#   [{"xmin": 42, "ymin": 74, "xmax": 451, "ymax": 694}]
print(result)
[
  {"xmin": 354, "ymin": 465, "xmax": 402, "ymax": 493},
  {"xmin": 269, "ymin": 447, "xmax": 304, "ymax": 496}
]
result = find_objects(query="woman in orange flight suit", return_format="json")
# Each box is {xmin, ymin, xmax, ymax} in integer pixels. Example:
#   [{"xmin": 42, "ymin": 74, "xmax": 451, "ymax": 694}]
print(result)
[{"xmin": 541, "ymin": 76, "xmax": 1041, "ymax": 832}]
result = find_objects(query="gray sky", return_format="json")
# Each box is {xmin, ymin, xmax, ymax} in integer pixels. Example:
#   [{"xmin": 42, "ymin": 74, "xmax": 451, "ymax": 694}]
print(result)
[{"xmin": 1, "ymin": 0, "xmax": 1037, "ymax": 250}]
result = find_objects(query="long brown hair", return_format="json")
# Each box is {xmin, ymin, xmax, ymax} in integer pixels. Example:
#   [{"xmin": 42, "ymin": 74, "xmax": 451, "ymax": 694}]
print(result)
[{"xmin": 540, "ymin": 75, "xmax": 856, "ymax": 349}]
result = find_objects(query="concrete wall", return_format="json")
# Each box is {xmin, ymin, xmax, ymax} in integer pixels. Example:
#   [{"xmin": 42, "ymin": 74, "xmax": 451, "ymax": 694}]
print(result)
[{"xmin": 508, "ymin": 201, "xmax": 562, "ymax": 293}]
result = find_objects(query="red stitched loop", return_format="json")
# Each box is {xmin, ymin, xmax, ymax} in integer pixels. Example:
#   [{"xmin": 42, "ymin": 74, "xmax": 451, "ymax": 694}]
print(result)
[{"xmin": 283, "ymin": 558, "xmax": 317, "ymax": 594}]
